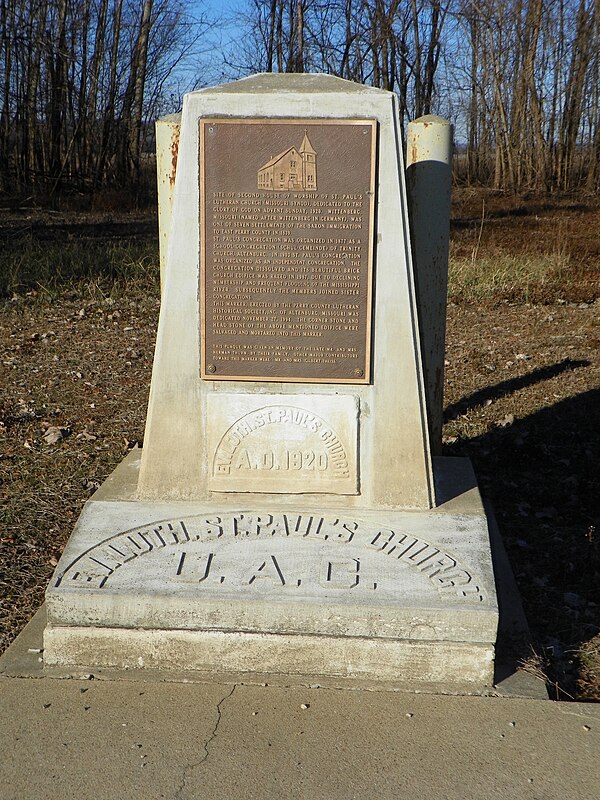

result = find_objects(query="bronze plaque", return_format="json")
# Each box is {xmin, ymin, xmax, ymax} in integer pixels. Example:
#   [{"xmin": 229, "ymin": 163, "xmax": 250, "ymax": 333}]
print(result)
[{"xmin": 200, "ymin": 118, "xmax": 376, "ymax": 383}]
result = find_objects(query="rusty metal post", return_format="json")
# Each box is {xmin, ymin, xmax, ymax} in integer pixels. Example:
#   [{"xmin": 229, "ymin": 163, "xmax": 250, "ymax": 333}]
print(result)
[
  {"xmin": 406, "ymin": 115, "xmax": 453, "ymax": 456},
  {"xmin": 155, "ymin": 113, "xmax": 181, "ymax": 294}
]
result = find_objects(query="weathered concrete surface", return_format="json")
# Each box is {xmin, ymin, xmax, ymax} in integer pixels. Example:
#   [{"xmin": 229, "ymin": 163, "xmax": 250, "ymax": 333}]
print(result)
[
  {"xmin": 43, "ymin": 628, "xmax": 495, "ymax": 687},
  {"xmin": 0, "ymin": 669, "xmax": 597, "ymax": 800},
  {"xmin": 406, "ymin": 115, "xmax": 453, "ymax": 455},
  {"xmin": 206, "ymin": 393, "xmax": 360, "ymax": 494},
  {"xmin": 138, "ymin": 73, "xmax": 435, "ymax": 510},
  {"xmin": 43, "ymin": 451, "xmax": 498, "ymax": 689},
  {"xmin": 155, "ymin": 114, "xmax": 181, "ymax": 293}
]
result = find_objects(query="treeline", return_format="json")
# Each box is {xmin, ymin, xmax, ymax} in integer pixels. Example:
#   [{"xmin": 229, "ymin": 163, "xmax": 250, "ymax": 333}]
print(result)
[
  {"xmin": 462, "ymin": 0, "xmax": 600, "ymax": 191},
  {"xmin": 1, "ymin": 0, "xmax": 599, "ymax": 199},
  {"xmin": 232, "ymin": 0, "xmax": 600, "ymax": 193},
  {"xmin": 0, "ymin": 0, "xmax": 204, "ymax": 199}
]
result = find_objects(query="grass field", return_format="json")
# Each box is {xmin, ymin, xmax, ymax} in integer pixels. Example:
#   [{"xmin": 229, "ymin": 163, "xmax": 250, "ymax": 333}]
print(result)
[{"xmin": 1, "ymin": 190, "xmax": 599, "ymax": 699}]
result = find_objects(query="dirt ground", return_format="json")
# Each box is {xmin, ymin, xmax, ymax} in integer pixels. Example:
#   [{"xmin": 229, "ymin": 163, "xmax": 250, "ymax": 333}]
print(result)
[
  {"xmin": 0, "ymin": 191, "xmax": 599, "ymax": 699},
  {"xmin": 444, "ymin": 302, "xmax": 599, "ymax": 698}
]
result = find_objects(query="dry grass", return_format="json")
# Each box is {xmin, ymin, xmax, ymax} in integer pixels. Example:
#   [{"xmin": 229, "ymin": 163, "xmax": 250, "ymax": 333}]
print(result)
[
  {"xmin": 0, "ymin": 226, "xmax": 161, "ymax": 650},
  {"xmin": 578, "ymin": 634, "xmax": 600, "ymax": 700},
  {"xmin": 448, "ymin": 242, "xmax": 572, "ymax": 304},
  {"xmin": 0, "ymin": 209, "xmax": 158, "ymax": 299},
  {"xmin": 0, "ymin": 240, "xmax": 158, "ymax": 299},
  {"xmin": 1, "ymin": 194, "xmax": 599, "ymax": 700},
  {"xmin": 449, "ymin": 188, "xmax": 600, "ymax": 304}
]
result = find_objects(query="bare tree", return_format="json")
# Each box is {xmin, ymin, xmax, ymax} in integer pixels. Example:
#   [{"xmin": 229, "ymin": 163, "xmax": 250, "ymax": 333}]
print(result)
[
  {"xmin": 0, "ymin": 0, "xmax": 213, "ymax": 199},
  {"xmin": 2, "ymin": 0, "xmax": 600, "ymax": 197}
]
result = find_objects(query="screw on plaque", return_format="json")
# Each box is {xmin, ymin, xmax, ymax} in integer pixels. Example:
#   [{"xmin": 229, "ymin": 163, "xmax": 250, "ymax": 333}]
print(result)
[
  {"xmin": 354, "ymin": 368, "xmax": 364, "ymax": 377},
  {"xmin": 207, "ymin": 364, "xmax": 216, "ymax": 374}
]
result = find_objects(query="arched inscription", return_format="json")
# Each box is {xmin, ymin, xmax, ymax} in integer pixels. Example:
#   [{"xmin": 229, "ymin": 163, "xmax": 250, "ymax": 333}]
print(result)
[
  {"xmin": 55, "ymin": 512, "xmax": 487, "ymax": 603},
  {"xmin": 213, "ymin": 404, "xmax": 350, "ymax": 478},
  {"xmin": 207, "ymin": 395, "xmax": 359, "ymax": 494}
]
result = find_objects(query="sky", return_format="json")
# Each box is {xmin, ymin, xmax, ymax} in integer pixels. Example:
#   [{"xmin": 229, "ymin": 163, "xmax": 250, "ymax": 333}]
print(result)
[{"xmin": 182, "ymin": 0, "xmax": 251, "ymax": 89}]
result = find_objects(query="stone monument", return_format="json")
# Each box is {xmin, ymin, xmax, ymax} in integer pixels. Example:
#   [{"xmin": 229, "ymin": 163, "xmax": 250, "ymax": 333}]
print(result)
[{"xmin": 43, "ymin": 74, "xmax": 498, "ymax": 690}]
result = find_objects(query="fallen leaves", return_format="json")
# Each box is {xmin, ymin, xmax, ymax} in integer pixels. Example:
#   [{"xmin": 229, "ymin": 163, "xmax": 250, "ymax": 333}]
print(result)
[
  {"xmin": 41, "ymin": 425, "xmax": 71, "ymax": 445},
  {"xmin": 442, "ymin": 434, "xmax": 459, "ymax": 445},
  {"xmin": 497, "ymin": 413, "xmax": 515, "ymax": 428},
  {"xmin": 76, "ymin": 429, "xmax": 97, "ymax": 442}
]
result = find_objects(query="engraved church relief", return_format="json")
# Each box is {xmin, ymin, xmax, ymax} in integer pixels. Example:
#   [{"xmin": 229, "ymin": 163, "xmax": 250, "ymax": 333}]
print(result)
[{"xmin": 257, "ymin": 130, "xmax": 317, "ymax": 191}]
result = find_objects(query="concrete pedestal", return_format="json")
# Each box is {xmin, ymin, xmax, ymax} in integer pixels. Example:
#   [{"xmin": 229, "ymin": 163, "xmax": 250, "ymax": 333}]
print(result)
[
  {"xmin": 44, "ymin": 451, "xmax": 498, "ymax": 691},
  {"xmin": 43, "ymin": 76, "xmax": 500, "ymax": 692}
]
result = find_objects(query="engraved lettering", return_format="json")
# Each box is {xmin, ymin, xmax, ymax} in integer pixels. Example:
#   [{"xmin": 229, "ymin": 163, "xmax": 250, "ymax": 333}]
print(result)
[
  {"xmin": 248, "ymin": 555, "xmax": 286, "ymax": 585},
  {"xmin": 175, "ymin": 552, "xmax": 214, "ymax": 582},
  {"xmin": 212, "ymin": 404, "xmax": 352, "ymax": 483},
  {"xmin": 200, "ymin": 119, "xmax": 376, "ymax": 382},
  {"xmin": 191, "ymin": 517, "xmax": 224, "ymax": 540},
  {"xmin": 56, "ymin": 513, "xmax": 486, "ymax": 603},
  {"xmin": 321, "ymin": 558, "xmax": 360, "ymax": 588},
  {"xmin": 233, "ymin": 514, "xmax": 275, "ymax": 537}
]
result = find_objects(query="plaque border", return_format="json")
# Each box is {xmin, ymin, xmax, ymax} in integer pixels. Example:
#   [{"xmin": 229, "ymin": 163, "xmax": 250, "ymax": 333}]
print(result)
[{"xmin": 199, "ymin": 117, "xmax": 377, "ymax": 385}]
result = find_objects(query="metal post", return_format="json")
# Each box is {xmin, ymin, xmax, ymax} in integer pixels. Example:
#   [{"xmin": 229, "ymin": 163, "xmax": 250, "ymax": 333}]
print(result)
[
  {"xmin": 155, "ymin": 113, "xmax": 182, "ymax": 294},
  {"xmin": 406, "ymin": 115, "xmax": 453, "ymax": 456}
]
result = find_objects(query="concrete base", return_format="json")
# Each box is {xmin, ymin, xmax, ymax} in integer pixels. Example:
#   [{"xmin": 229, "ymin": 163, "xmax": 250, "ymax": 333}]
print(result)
[
  {"xmin": 45, "ymin": 628, "xmax": 493, "ymax": 686},
  {"xmin": 43, "ymin": 451, "xmax": 499, "ymax": 691}
]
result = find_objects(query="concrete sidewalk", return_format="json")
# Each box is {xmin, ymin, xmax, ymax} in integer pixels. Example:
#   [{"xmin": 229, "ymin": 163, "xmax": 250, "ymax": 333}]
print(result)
[
  {"xmin": 1, "ymin": 668, "xmax": 599, "ymax": 800},
  {"xmin": 1, "ymin": 611, "xmax": 599, "ymax": 800}
]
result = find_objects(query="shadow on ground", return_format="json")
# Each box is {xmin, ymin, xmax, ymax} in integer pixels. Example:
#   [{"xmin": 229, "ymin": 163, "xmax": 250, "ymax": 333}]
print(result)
[
  {"xmin": 445, "ymin": 368, "xmax": 600, "ymax": 698},
  {"xmin": 445, "ymin": 359, "xmax": 591, "ymax": 423}
]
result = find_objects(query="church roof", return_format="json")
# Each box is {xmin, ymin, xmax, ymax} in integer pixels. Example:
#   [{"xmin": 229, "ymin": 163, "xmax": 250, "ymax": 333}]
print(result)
[
  {"xmin": 300, "ymin": 131, "xmax": 316, "ymax": 154},
  {"xmin": 258, "ymin": 146, "xmax": 297, "ymax": 170}
]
